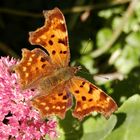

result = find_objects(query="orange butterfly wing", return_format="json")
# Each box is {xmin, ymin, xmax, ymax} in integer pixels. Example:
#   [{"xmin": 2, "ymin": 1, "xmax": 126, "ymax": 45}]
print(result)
[
  {"xmin": 14, "ymin": 48, "xmax": 54, "ymax": 90},
  {"xmin": 69, "ymin": 76, "xmax": 117, "ymax": 120},
  {"xmin": 31, "ymin": 83, "xmax": 73, "ymax": 119},
  {"xmin": 14, "ymin": 7, "xmax": 117, "ymax": 121},
  {"xmin": 14, "ymin": 8, "xmax": 70, "ymax": 89},
  {"xmin": 29, "ymin": 8, "xmax": 70, "ymax": 67}
]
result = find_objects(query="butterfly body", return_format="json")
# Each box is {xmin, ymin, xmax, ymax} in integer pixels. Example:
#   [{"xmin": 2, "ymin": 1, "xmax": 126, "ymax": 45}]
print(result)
[
  {"xmin": 14, "ymin": 7, "xmax": 117, "ymax": 120},
  {"xmin": 38, "ymin": 66, "xmax": 77, "ymax": 92}
]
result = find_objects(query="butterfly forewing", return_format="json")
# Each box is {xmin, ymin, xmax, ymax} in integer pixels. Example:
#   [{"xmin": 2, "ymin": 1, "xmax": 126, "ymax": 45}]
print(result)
[
  {"xmin": 29, "ymin": 8, "xmax": 70, "ymax": 67},
  {"xmin": 69, "ymin": 76, "xmax": 117, "ymax": 120},
  {"xmin": 14, "ymin": 48, "xmax": 54, "ymax": 90}
]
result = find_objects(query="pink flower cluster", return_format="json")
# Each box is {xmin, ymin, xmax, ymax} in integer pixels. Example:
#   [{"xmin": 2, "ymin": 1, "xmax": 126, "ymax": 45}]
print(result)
[{"xmin": 0, "ymin": 57, "xmax": 58, "ymax": 140}]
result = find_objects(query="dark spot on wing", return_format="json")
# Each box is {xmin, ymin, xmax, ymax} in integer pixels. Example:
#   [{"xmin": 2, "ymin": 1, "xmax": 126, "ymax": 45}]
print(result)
[
  {"xmin": 75, "ymin": 90, "xmax": 80, "ymax": 94},
  {"xmin": 40, "ymin": 57, "xmax": 48, "ymax": 62},
  {"xmin": 59, "ymin": 50, "xmax": 67, "ymax": 54},
  {"xmin": 56, "ymin": 23, "xmax": 66, "ymax": 32},
  {"xmin": 58, "ymin": 93, "xmax": 63, "ymax": 96},
  {"xmin": 82, "ymin": 96, "xmax": 86, "ymax": 101},
  {"xmin": 63, "ymin": 51, "xmax": 67, "ymax": 54},
  {"xmin": 51, "ymin": 34, "xmax": 55, "ymax": 38},
  {"xmin": 48, "ymin": 40, "xmax": 53, "ymax": 45},
  {"xmin": 41, "ymin": 64, "xmax": 46, "ymax": 68},
  {"xmin": 77, "ymin": 101, "xmax": 81, "ymax": 106},
  {"xmin": 100, "ymin": 92, "xmax": 107, "ymax": 100},
  {"xmin": 88, "ymin": 99, "xmax": 93, "ymax": 102},
  {"xmin": 52, "ymin": 50, "xmax": 56, "ymax": 55},
  {"xmin": 63, "ymin": 95, "xmax": 67, "ymax": 100},
  {"xmin": 58, "ymin": 39, "xmax": 66, "ymax": 46},
  {"xmin": 88, "ymin": 84, "xmax": 97, "ymax": 94},
  {"xmin": 80, "ymin": 81, "xmax": 85, "ymax": 87}
]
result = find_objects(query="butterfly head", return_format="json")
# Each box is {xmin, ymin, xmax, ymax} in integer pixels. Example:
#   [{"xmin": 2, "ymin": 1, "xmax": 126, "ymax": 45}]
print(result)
[{"xmin": 71, "ymin": 66, "xmax": 82, "ymax": 74}]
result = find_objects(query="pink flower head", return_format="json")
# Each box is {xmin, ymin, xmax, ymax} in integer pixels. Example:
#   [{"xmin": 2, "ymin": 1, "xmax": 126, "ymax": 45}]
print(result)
[{"xmin": 0, "ymin": 57, "xmax": 58, "ymax": 140}]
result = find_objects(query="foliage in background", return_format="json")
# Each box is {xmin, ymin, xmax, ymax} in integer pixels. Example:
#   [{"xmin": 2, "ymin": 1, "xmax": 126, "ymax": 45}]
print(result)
[{"xmin": 0, "ymin": 0, "xmax": 140, "ymax": 140}]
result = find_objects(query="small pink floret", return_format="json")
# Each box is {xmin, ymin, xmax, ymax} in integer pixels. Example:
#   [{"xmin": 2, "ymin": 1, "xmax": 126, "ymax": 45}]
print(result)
[{"xmin": 0, "ymin": 57, "xmax": 58, "ymax": 139}]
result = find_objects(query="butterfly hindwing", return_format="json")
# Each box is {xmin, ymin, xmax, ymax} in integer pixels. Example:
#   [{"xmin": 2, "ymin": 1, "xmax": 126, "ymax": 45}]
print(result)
[
  {"xmin": 69, "ymin": 76, "xmax": 117, "ymax": 120},
  {"xmin": 31, "ymin": 83, "xmax": 73, "ymax": 119}
]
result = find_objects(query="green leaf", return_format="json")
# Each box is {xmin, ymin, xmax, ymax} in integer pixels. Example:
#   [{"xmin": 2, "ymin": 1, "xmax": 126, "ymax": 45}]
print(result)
[
  {"xmin": 58, "ymin": 111, "xmax": 117, "ymax": 140},
  {"xmin": 81, "ymin": 115, "xmax": 117, "ymax": 140},
  {"xmin": 79, "ymin": 55, "xmax": 95, "ymax": 74},
  {"xmin": 105, "ymin": 94, "xmax": 140, "ymax": 140},
  {"xmin": 135, "ymin": 2, "xmax": 140, "ymax": 23},
  {"xmin": 126, "ymin": 31, "xmax": 140, "ymax": 47},
  {"xmin": 114, "ymin": 44, "xmax": 140, "ymax": 74},
  {"xmin": 58, "ymin": 111, "xmax": 83, "ymax": 140},
  {"xmin": 96, "ymin": 28, "xmax": 112, "ymax": 48},
  {"xmin": 98, "ymin": 8, "xmax": 123, "ymax": 19},
  {"xmin": 112, "ymin": 17, "xmax": 121, "ymax": 30},
  {"xmin": 80, "ymin": 40, "xmax": 94, "ymax": 55},
  {"xmin": 98, "ymin": 10, "xmax": 113, "ymax": 19}
]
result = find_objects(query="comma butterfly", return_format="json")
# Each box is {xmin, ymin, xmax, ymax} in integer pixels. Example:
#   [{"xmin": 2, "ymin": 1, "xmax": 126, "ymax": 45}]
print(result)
[{"xmin": 14, "ymin": 8, "xmax": 117, "ymax": 120}]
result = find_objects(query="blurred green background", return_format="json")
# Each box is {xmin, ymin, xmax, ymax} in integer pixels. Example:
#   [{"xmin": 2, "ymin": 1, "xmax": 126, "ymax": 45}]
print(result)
[{"xmin": 1, "ymin": 0, "xmax": 140, "ymax": 140}]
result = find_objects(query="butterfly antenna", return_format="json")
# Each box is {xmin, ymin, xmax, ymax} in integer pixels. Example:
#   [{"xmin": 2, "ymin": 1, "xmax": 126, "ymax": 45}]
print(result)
[
  {"xmin": 94, "ymin": 75, "xmax": 110, "ymax": 80},
  {"xmin": 99, "ymin": 75, "xmax": 109, "ymax": 80},
  {"xmin": 81, "ymin": 38, "xmax": 91, "ymax": 55},
  {"xmin": 78, "ymin": 69, "xmax": 91, "ymax": 75},
  {"xmin": 93, "ymin": 74, "xmax": 111, "ymax": 85},
  {"xmin": 79, "ymin": 70, "xmax": 110, "ymax": 81},
  {"xmin": 72, "ymin": 38, "xmax": 92, "ymax": 67}
]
